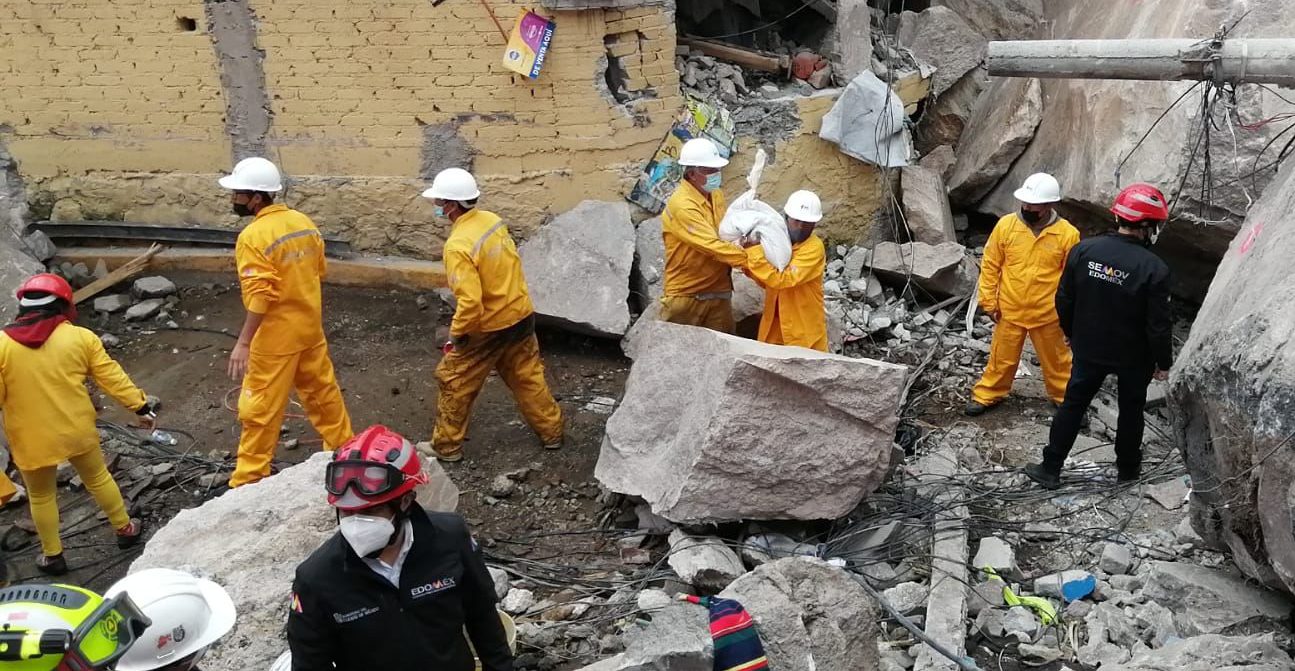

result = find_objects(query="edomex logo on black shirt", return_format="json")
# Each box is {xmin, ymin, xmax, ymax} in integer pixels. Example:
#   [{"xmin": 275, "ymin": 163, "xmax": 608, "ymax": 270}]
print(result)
[
  {"xmin": 411, "ymin": 577, "xmax": 457, "ymax": 599},
  {"xmin": 1087, "ymin": 261, "xmax": 1130, "ymax": 286}
]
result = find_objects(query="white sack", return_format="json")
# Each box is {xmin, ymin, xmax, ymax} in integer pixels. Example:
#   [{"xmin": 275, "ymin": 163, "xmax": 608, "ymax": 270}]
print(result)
[{"xmin": 718, "ymin": 149, "xmax": 793, "ymax": 270}]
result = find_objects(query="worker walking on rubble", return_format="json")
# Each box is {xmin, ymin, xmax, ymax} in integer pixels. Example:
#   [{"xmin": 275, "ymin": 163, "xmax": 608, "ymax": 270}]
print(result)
[
  {"xmin": 422, "ymin": 168, "xmax": 563, "ymax": 462},
  {"xmin": 1025, "ymin": 184, "xmax": 1174, "ymax": 489},
  {"xmin": 742, "ymin": 190, "xmax": 828, "ymax": 351},
  {"xmin": 0, "ymin": 273, "xmax": 154, "ymax": 576},
  {"xmin": 219, "ymin": 157, "xmax": 354, "ymax": 489},
  {"xmin": 288, "ymin": 425, "xmax": 515, "ymax": 671},
  {"xmin": 966, "ymin": 173, "xmax": 1081, "ymax": 416},
  {"xmin": 660, "ymin": 137, "xmax": 749, "ymax": 333}
]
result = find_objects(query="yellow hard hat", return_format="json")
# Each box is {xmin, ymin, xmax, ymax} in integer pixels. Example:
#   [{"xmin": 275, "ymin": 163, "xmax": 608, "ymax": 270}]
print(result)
[{"xmin": 0, "ymin": 583, "xmax": 152, "ymax": 670}]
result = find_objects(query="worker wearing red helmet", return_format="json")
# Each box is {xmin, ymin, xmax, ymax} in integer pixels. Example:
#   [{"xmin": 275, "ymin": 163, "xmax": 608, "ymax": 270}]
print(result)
[
  {"xmin": 1025, "ymin": 184, "xmax": 1174, "ymax": 489},
  {"xmin": 287, "ymin": 425, "xmax": 514, "ymax": 671},
  {"xmin": 0, "ymin": 273, "xmax": 157, "ymax": 575}
]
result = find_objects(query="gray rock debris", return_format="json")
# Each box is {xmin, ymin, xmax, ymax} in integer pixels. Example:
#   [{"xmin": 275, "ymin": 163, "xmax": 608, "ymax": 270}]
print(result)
[
  {"xmin": 1106, "ymin": 633, "xmax": 1293, "ymax": 671},
  {"xmin": 721, "ymin": 557, "xmax": 881, "ymax": 671},
  {"xmin": 519, "ymin": 200, "xmax": 634, "ymax": 338},
  {"xmin": 125, "ymin": 299, "xmax": 165, "ymax": 322},
  {"xmin": 618, "ymin": 603, "xmax": 713, "ymax": 671},
  {"xmin": 947, "ymin": 77, "xmax": 1043, "ymax": 207},
  {"xmin": 666, "ymin": 530, "xmax": 745, "ymax": 592},
  {"xmin": 132, "ymin": 276, "xmax": 177, "ymax": 299},
  {"xmin": 1100, "ymin": 543, "xmax": 1134, "ymax": 576},
  {"xmin": 895, "ymin": 6, "xmax": 986, "ymax": 97},
  {"xmin": 598, "ymin": 320, "xmax": 907, "ymax": 523},
  {"xmin": 901, "ymin": 165, "xmax": 957, "ymax": 245},
  {"xmin": 488, "ymin": 567, "xmax": 510, "ymax": 600},
  {"xmin": 971, "ymin": 536, "xmax": 1021, "ymax": 581},
  {"xmin": 869, "ymin": 241, "xmax": 977, "ymax": 298},
  {"xmin": 21, "ymin": 230, "xmax": 57, "ymax": 262},
  {"xmin": 1140, "ymin": 561, "xmax": 1293, "ymax": 636},
  {"xmin": 94, "ymin": 294, "xmax": 132, "ymax": 314},
  {"xmin": 883, "ymin": 581, "xmax": 929, "ymax": 615}
]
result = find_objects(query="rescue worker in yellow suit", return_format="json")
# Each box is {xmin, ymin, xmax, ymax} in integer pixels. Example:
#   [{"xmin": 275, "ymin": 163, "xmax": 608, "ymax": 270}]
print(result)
[
  {"xmin": 421, "ymin": 168, "xmax": 564, "ymax": 463},
  {"xmin": 742, "ymin": 190, "xmax": 828, "ymax": 351},
  {"xmin": 220, "ymin": 157, "xmax": 354, "ymax": 487},
  {"xmin": 967, "ymin": 173, "xmax": 1081, "ymax": 416},
  {"xmin": 0, "ymin": 273, "xmax": 153, "ymax": 576},
  {"xmin": 660, "ymin": 137, "xmax": 749, "ymax": 333}
]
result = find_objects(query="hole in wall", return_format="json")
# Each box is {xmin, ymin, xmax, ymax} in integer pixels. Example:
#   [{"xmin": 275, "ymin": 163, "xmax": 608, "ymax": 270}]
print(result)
[{"xmin": 176, "ymin": 16, "xmax": 199, "ymax": 32}]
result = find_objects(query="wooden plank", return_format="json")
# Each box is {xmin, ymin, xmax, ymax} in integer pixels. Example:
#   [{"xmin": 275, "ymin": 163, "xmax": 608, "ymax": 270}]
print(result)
[
  {"xmin": 71, "ymin": 243, "xmax": 164, "ymax": 304},
  {"xmin": 678, "ymin": 36, "xmax": 787, "ymax": 74}
]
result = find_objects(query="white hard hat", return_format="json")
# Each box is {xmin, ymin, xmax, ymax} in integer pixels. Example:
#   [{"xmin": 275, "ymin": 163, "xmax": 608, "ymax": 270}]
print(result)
[
  {"xmin": 217, "ymin": 157, "xmax": 283, "ymax": 192},
  {"xmin": 1013, "ymin": 172, "xmax": 1061, "ymax": 204},
  {"xmin": 677, "ymin": 138, "xmax": 729, "ymax": 169},
  {"xmin": 270, "ymin": 650, "xmax": 292, "ymax": 671},
  {"xmin": 422, "ymin": 168, "xmax": 481, "ymax": 201},
  {"xmin": 106, "ymin": 568, "xmax": 238, "ymax": 671},
  {"xmin": 784, "ymin": 190, "xmax": 823, "ymax": 223}
]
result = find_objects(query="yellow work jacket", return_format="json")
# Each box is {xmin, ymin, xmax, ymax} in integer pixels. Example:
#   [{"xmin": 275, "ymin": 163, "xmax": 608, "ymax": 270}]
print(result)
[
  {"xmin": 0, "ymin": 323, "xmax": 146, "ymax": 470},
  {"xmin": 745, "ymin": 235, "xmax": 828, "ymax": 351},
  {"xmin": 662, "ymin": 181, "xmax": 747, "ymax": 297},
  {"xmin": 443, "ymin": 209, "xmax": 534, "ymax": 336},
  {"xmin": 978, "ymin": 213, "xmax": 1081, "ymax": 329},
  {"xmin": 235, "ymin": 204, "xmax": 328, "ymax": 355}
]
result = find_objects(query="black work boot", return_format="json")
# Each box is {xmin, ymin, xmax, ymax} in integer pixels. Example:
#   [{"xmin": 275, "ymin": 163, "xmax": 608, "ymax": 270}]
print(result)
[
  {"xmin": 36, "ymin": 553, "xmax": 68, "ymax": 576},
  {"xmin": 964, "ymin": 401, "xmax": 992, "ymax": 417},
  {"xmin": 1024, "ymin": 463, "xmax": 1062, "ymax": 490}
]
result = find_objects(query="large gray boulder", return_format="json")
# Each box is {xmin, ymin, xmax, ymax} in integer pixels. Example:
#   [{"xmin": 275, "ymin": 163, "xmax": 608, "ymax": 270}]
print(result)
[
  {"xmin": 520, "ymin": 200, "xmax": 635, "ymax": 337},
  {"xmin": 931, "ymin": 0, "xmax": 1043, "ymax": 40},
  {"xmin": 597, "ymin": 320, "xmax": 906, "ymax": 523},
  {"xmin": 720, "ymin": 558, "xmax": 881, "ymax": 671},
  {"xmin": 1140, "ymin": 561, "xmax": 1292, "ymax": 636},
  {"xmin": 895, "ymin": 6, "xmax": 986, "ymax": 98},
  {"xmin": 1105, "ymin": 634, "xmax": 1293, "ymax": 671},
  {"xmin": 667, "ymin": 530, "xmax": 746, "ymax": 592},
  {"xmin": 130, "ymin": 452, "xmax": 460, "ymax": 671},
  {"xmin": 901, "ymin": 165, "xmax": 957, "ymax": 245},
  {"xmin": 1171, "ymin": 157, "xmax": 1295, "ymax": 596},
  {"xmin": 980, "ymin": 0, "xmax": 1295, "ymax": 301},
  {"xmin": 947, "ymin": 77, "xmax": 1043, "ymax": 207},
  {"xmin": 868, "ymin": 241, "xmax": 976, "ymax": 298}
]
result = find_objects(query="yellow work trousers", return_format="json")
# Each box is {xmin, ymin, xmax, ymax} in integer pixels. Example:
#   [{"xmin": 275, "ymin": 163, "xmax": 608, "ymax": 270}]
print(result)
[
  {"xmin": 231, "ymin": 341, "xmax": 353, "ymax": 488},
  {"xmin": 21, "ymin": 449, "xmax": 129, "ymax": 557},
  {"xmin": 0, "ymin": 471, "xmax": 16, "ymax": 504},
  {"xmin": 659, "ymin": 295, "xmax": 735, "ymax": 334},
  {"xmin": 972, "ymin": 320, "xmax": 1072, "ymax": 406},
  {"xmin": 432, "ymin": 317, "xmax": 563, "ymax": 460}
]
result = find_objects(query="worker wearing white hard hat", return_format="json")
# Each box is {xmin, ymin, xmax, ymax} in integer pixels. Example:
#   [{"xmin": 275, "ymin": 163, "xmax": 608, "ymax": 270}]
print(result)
[
  {"xmin": 105, "ymin": 568, "xmax": 237, "ymax": 671},
  {"xmin": 420, "ymin": 168, "xmax": 563, "ymax": 463},
  {"xmin": 967, "ymin": 172, "xmax": 1080, "ymax": 416},
  {"xmin": 217, "ymin": 157, "xmax": 354, "ymax": 488},
  {"xmin": 659, "ymin": 137, "xmax": 749, "ymax": 333},
  {"xmin": 741, "ymin": 190, "xmax": 828, "ymax": 351}
]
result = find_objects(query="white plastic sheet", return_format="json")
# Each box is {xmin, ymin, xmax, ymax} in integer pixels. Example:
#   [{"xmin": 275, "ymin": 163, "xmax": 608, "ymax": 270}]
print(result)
[{"xmin": 718, "ymin": 149, "xmax": 793, "ymax": 270}]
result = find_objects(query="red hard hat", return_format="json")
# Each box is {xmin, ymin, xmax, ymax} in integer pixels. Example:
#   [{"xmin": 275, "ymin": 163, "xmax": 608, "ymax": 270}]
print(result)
[
  {"xmin": 16, "ymin": 273, "xmax": 74, "ymax": 304},
  {"xmin": 1110, "ymin": 183, "xmax": 1169, "ymax": 224},
  {"xmin": 326, "ymin": 425, "xmax": 428, "ymax": 511}
]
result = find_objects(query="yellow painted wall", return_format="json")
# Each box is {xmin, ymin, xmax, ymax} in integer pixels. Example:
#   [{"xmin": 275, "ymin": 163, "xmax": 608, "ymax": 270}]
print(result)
[{"xmin": 1, "ymin": 0, "xmax": 884, "ymax": 257}]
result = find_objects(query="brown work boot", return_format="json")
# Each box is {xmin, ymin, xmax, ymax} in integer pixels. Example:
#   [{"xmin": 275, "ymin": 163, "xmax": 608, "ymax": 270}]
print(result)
[
  {"xmin": 36, "ymin": 553, "xmax": 68, "ymax": 576},
  {"xmin": 116, "ymin": 518, "xmax": 145, "ymax": 549}
]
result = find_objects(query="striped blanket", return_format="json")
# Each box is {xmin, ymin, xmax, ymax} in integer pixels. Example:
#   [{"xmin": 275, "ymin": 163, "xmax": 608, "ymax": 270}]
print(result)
[{"xmin": 682, "ymin": 595, "xmax": 770, "ymax": 671}]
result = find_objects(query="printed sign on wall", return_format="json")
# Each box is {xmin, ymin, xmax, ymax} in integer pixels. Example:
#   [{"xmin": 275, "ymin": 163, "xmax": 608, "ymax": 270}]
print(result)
[{"xmin": 503, "ymin": 10, "xmax": 556, "ymax": 79}]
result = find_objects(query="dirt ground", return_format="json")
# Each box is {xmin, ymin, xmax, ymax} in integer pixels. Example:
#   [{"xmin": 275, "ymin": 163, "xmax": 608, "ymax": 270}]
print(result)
[{"xmin": 0, "ymin": 272, "xmax": 630, "ymax": 593}]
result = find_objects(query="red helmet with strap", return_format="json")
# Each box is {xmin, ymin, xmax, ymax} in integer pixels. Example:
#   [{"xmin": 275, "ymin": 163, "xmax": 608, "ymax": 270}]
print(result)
[
  {"xmin": 326, "ymin": 426, "xmax": 428, "ymax": 511},
  {"xmin": 16, "ymin": 273, "xmax": 74, "ymax": 305},
  {"xmin": 1110, "ymin": 183, "xmax": 1169, "ymax": 224}
]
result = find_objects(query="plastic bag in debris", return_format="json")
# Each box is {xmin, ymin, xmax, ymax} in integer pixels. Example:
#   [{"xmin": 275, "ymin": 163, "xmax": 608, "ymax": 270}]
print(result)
[{"xmin": 718, "ymin": 148, "xmax": 793, "ymax": 270}]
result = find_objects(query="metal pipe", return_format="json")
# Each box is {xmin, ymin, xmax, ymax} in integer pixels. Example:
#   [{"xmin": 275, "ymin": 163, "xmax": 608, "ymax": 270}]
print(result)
[{"xmin": 987, "ymin": 38, "xmax": 1295, "ymax": 87}]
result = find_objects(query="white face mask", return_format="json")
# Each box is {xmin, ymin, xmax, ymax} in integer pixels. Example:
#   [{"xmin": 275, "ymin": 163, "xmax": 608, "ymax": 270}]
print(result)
[{"xmin": 339, "ymin": 514, "xmax": 396, "ymax": 557}]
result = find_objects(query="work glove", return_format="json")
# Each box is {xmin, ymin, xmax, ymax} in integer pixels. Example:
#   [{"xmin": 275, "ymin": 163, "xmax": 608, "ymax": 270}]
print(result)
[
  {"xmin": 135, "ymin": 395, "xmax": 161, "ymax": 417},
  {"xmin": 449, "ymin": 333, "xmax": 471, "ymax": 350}
]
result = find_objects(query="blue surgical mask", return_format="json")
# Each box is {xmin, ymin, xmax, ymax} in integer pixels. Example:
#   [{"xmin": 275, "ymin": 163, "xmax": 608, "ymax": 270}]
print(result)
[
  {"xmin": 434, "ymin": 205, "xmax": 446, "ymax": 218},
  {"xmin": 704, "ymin": 173, "xmax": 723, "ymax": 192}
]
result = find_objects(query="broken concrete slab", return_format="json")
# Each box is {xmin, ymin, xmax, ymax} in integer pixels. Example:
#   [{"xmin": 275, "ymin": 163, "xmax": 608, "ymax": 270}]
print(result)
[
  {"xmin": 21, "ymin": 230, "xmax": 56, "ymax": 262},
  {"xmin": 1143, "ymin": 477, "xmax": 1190, "ymax": 511},
  {"xmin": 720, "ymin": 558, "xmax": 880, "ymax": 671},
  {"xmin": 869, "ymin": 241, "xmax": 976, "ymax": 298},
  {"xmin": 502, "ymin": 587, "xmax": 536, "ymax": 615},
  {"xmin": 132, "ymin": 275, "xmax": 177, "ymax": 299},
  {"xmin": 128, "ymin": 452, "xmax": 459, "ymax": 671},
  {"xmin": 1099, "ymin": 543, "xmax": 1134, "ymax": 576},
  {"xmin": 971, "ymin": 536, "xmax": 1021, "ymax": 581},
  {"xmin": 93, "ymin": 294, "xmax": 132, "ymax": 314},
  {"xmin": 1110, "ymin": 634, "xmax": 1294, "ymax": 671},
  {"xmin": 820, "ymin": 70, "xmax": 912, "ymax": 169},
  {"xmin": 619, "ymin": 603, "xmax": 713, "ymax": 671},
  {"xmin": 896, "ymin": 6, "xmax": 986, "ymax": 98},
  {"xmin": 667, "ymin": 530, "xmax": 745, "ymax": 593},
  {"xmin": 520, "ymin": 200, "xmax": 635, "ymax": 337},
  {"xmin": 883, "ymin": 581, "xmax": 929, "ymax": 615},
  {"xmin": 947, "ymin": 77, "xmax": 1043, "ymax": 207},
  {"xmin": 1140, "ymin": 561, "xmax": 1293, "ymax": 636},
  {"xmin": 901, "ymin": 165, "xmax": 956, "ymax": 245},
  {"xmin": 598, "ymin": 320, "xmax": 907, "ymax": 523},
  {"xmin": 912, "ymin": 444, "xmax": 970, "ymax": 671}
]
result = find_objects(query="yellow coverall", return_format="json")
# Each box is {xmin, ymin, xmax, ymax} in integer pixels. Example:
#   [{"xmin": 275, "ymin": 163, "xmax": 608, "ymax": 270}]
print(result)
[
  {"xmin": 0, "ymin": 322, "xmax": 144, "ymax": 556},
  {"xmin": 660, "ymin": 180, "xmax": 748, "ymax": 333},
  {"xmin": 744, "ymin": 235, "xmax": 828, "ymax": 351},
  {"xmin": 231, "ymin": 204, "xmax": 353, "ymax": 488},
  {"xmin": 433, "ymin": 208, "xmax": 563, "ymax": 460},
  {"xmin": 972, "ymin": 213, "xmax": 1081, "ymax": 406}
]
